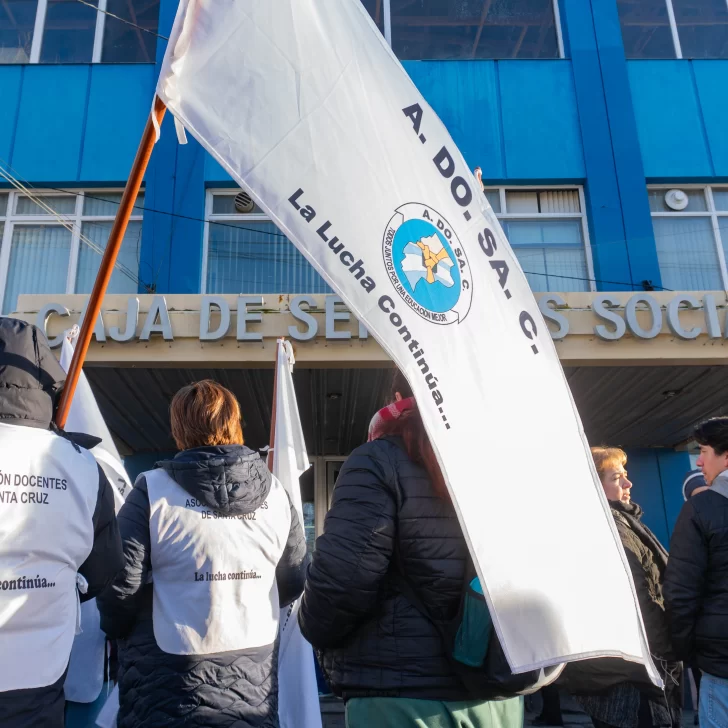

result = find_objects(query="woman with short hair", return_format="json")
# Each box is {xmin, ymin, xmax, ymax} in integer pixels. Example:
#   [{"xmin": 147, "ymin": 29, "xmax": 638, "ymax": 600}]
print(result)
[
  {"xmin": 98, "ymin": 379, "xmax": 307, "ymax": 728},
  {"xmin": 567, "ymin": 447, "xmax": 682, "ymax": 728}
]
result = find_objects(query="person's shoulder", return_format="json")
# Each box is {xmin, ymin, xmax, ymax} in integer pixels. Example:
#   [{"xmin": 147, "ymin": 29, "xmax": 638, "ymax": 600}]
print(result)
[
  {"xmin": 268, "ymin": 475, "xmax": 295, "ymax": 511},
  {"xmin": 333, "ymin": 439, "xmax": 406, "ymax": 491},
  {"xmin": 691, "ymin": 488, "xmax": 728, "ymax": 520},
  {"xmin": 347, "ymin": 437, "xmax": 406, "ymax": 465},
  {"xmin": 133, "ymin": 472, "xmax": 149, "ymax": 493},
  {"xmin": 609, "ymin": 505, "xmax": 630, "ymax": 529}
]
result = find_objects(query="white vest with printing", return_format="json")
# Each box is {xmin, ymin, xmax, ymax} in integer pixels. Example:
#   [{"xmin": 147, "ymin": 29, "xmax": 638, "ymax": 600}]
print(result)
[
  {"xmin": 146, "ymin": 467, "xmax": 291, "ymax": 655},
  {"xmin": 0, "ymin": 423, "xmax": 98, "ymax": 692}
]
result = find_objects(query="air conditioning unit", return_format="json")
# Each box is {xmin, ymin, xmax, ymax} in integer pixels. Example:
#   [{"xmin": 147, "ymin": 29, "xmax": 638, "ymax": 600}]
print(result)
[{"xmin": 234, "ymin": 190, "xmax": 255, "ymax": 214}]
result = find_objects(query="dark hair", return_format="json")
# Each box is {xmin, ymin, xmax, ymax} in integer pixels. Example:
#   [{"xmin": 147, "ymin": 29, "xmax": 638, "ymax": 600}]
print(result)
[
  {"xmin": 694, "ymin": 417, "xmax": 728, "ymax": 455},
  {"xmin": 377, "ymin": 369, "xmax": 448, "ymax": 498}
]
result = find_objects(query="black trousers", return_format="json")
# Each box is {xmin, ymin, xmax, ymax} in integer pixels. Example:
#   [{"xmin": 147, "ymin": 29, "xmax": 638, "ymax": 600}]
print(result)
[{"xmin": 538, "ymin": 684, "xmax": 563, "ymax": 725}]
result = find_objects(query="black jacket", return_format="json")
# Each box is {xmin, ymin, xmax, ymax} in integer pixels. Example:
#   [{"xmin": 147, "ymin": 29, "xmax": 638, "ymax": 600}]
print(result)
[
  {"xmin": 664, "ymin": 479, "xmax": 728, "ymax": 679},
  {"xmin": 298, "ymin": 436, "xmax": 472, "ymax": 701},
  {"xmin": 0, "ymin": 318, "xmax": 123, "ymax": 727},
  {"xmin": 97, "ymin": 445, "xmax": 308, "ymax": 728}
]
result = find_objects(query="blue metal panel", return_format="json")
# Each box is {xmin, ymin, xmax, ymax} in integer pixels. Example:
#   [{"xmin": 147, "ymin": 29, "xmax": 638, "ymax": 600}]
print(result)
[
  {"xmin": 140, "ymin": 112, "xmax": 178, "ymax": 293},
  {"xmin": 81, "ymin": 65, "xmax": 156, "ymax": 181},
  {"xmin": 656, "ymin": 449, "xmax": 692, "ymax": 539},
  {"xmin": 401, "ymin": 60, "xmax": 584, "ymax": 182},
  {"xmin": 0, "ymin": 66, "xmax": 23, "ymax": 169},
  {"xmin": 168, "ymin": 139, "xmax": 206, "ymax": 293},
  {"xmin": 403, "ymin": 60, "xmax": 505, "ymax": 179},
  {"xmin": 622, "ymin": 448, "xmax": 691, "ymax": 546},
  {"xmin": 12, "ymin": 66, "xmax": 91, "ymax": 182},
  {"xmin": 498, "ymin": 61, "xmax": 584, "ymax": 181},
  {"xmin": 692, "ymin": 61, "xmax": 728, "ymax": 178},
  {"xmin": 628, "ymin": 61, "xmax": 713, "ymax": 180},
  {"xmin": 141, "ymin": 132, "xmax": 206, "ymax": 294},
  {"xmin": 124, "ymin": 451, "xmax": 177, "ymax": 481},
  {"xmin": 140, "ymin": 0, "xmax": 205, "ymax": 294},
  {"xmin": 561, "ymin": 0, "xmax": 633, "ymax": 291},
  {"xmin": 625, "ymin": 449, "xmax": 669, "ymax": 548},
  {"xmin": 591, "ymin": 0, "xmax": 661, "ymax": 291},
  {"xmin": 205, "ymin": 154, "xmax": 233, "ymax": 184}
]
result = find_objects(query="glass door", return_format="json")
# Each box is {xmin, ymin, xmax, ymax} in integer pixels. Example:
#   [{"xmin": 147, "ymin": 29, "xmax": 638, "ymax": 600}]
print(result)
[{"xmin": 313, "ymin": 456, "xmax": 347, "ymax": 539}]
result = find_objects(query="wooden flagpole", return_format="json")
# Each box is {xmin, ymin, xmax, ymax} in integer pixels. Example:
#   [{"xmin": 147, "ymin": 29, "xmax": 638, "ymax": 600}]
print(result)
[
  {"xmin": 54, "ymin": 96, "xmax": 167, "ymax": 429},
  {"xmin": 267, "ymin": 340, "xmax": 282, "ymax": 472}
]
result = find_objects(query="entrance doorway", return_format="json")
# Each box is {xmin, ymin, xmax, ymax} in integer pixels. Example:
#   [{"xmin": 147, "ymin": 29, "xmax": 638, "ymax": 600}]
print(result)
[{"xmin": 295, "ymin": 456, "xmax": 348, "ymax": 553}]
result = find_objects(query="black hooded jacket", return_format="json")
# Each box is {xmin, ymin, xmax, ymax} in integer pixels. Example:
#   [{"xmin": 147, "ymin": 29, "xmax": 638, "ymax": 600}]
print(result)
[
  {"xmin": 664, "ymin": 479, "xmax": 728, "ymax": 679},
  {"xmin": 97, "ymin": 446, "xmax": 308, "ymax": 728},
  {"xmin": 0, "ymin": 318, "xmax": 123, "ymax": 727}
]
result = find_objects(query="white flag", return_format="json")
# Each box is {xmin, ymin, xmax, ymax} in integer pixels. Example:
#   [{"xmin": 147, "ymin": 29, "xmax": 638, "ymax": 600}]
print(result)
[
  {"xmin": 272, "ymin": 339, "xmax": 322, "ymax": 728},
  {"xmin": 157, "ymin": 0, "xmax": 658, "ymax": 682},
  {"xmin": 60, "ymin": 329, "xmax": 132, "ymax": 509},
  {"xmin": 59, "ymin": 329, "xmax": 133, "ymax": 704}
]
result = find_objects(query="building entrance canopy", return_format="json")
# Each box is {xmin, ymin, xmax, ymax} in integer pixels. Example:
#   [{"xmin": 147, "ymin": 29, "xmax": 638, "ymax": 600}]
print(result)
[
  {"xmin": 77, "ymin": 364, "xmax": 727, "ymax": 458},
  {"xmin": 11, "ymin": 292, "xmax": 728, "ymax": 455}
]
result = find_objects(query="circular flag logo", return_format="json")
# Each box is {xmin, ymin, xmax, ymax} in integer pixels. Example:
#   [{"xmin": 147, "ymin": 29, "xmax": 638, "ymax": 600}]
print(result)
[{"xmin": 382, "ymin": 203, "xmax": 473, "ymax": 324}]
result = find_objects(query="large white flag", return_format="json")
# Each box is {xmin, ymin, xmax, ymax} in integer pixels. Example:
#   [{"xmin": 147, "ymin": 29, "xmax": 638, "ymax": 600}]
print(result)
[
  {"xmin": 157, "ymin": 0, "xmax": 658, "ymax": 681},
  {"xmin": 272, "ymin": 339, "xmax": 322, "ymax": 728},
  {"xmin": 59, "ymin": 329, "xmax": 133, "ymax": 704}
]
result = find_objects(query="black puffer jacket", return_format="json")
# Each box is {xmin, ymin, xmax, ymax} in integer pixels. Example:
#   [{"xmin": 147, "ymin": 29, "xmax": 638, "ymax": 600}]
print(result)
[
  {"xmin": 298, "ymin": 437, "xmax": 471, "ymax": 701},
  {"xmin": 0, "ymin": 318, "xmax": 123, "ymax": 727},
  {"xmin": 97, "ymin": 446, "xmax": 308, "ymax": 728},
  {"xmin": 664, "ymin": 477, "xmax": 728, "ymax": 679}
]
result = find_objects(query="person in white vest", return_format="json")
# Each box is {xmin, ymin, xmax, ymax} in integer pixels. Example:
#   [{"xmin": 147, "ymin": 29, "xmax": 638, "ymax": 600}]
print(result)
[
  {"xmin": 0, "ymin": 318, "xmax": 123, "ymax": 727},
  {"xmin": 97, "ymin": 379, "xmax": 307, "ymax": 728}
]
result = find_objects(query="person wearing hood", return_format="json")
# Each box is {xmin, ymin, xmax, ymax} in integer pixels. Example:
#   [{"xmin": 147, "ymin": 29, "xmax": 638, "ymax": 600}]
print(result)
[
  {"xmin": 0, "ymin": 318, "xmax": 123, "ymax": 727},
  {"xmin": 678, "ymin": 470, "xmax": 708, "ymax": 725},
  {"xmin": 682, "ymin": 470, "xmax": 709, "ymax": 501},
  {"xmin": 664, "ymin": 418, "xmax": 728, "ymax": 728},
  {"xmin": 97, "ymin": 379, "xmax": 307, "ymax": 728}
]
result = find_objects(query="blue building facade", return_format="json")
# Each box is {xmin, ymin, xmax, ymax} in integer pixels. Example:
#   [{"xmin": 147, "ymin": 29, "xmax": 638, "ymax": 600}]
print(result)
[{"xmin": 2, "ymin": 0, "xmax": 728, "ymax": 546}]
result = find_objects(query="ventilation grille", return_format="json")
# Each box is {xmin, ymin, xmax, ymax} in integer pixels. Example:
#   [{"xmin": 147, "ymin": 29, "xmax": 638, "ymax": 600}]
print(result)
[{"xmin": 234, "ymin": 191, "xmax": 255, "ymax": 214}]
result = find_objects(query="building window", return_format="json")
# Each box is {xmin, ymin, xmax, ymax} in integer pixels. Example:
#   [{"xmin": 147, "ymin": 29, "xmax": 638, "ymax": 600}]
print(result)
[
  {"xmin": 618, "ymin": 0, "xmax": 728, "ymax": 59},
  {"xmin": 40, "ymin": 0, "xmax": 97, "ymax": 63},
  {"xmin": 0, "ymin": 189, "xmax": 143, "ymax": 314},
  {"xmin": 360, "ymin": 0, "xmax": 385, "ymax": 34},
  {"xmin": 102, "ymin": 0, "xmax": 158, "ymax": 62},
  {"xmin": 0, "ymin": 0, "xmax": 38, "ymax": 63},
  {"xmin": 203, "ymin": 191, "xmax": 331, "ymax": 296},
  {"xmin": 361, "ymin": 0, "xmax": 564, "ymax": 59},
  {"xmin": 203, "ymin": 187, "xmax": 592, "ymax": 295},
  {"xmin": 648, "ymin": 185, "xmax": 728, "ymax": 290},
  {"xmin": 0, "ymin": 0, "xmax": 159, "ymax": 64},
  {"xmin": 490, "ymin": 187, "xmax": 594, "ymax": 292}
]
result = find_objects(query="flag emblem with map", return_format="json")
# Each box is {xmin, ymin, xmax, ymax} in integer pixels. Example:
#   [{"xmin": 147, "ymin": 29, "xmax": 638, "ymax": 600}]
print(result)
[{"xmin": 382, "ymin": 202, "xmax": 473, "ymax": 325}]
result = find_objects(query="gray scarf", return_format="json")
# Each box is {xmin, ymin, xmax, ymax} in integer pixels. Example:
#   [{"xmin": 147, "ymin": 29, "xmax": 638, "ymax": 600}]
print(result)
[{"xmin": 711, "ymin": 471, "xmax": 728, "ymax": 499}]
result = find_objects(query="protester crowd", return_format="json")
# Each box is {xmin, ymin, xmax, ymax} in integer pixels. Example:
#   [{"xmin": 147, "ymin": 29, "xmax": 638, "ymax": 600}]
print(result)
[{"xmin": 1, "ymin": 317, "xmax": 728, "ymax": 728}]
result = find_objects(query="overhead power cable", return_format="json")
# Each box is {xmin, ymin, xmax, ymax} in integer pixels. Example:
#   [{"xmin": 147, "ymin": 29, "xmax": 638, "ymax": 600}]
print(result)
[
  {"xmin": 75, "ymin": 0, "xmax": 169, "ymax": 40},
  {"xmin": 2, "ymin": 166, "xmax": 709, "ymax": 293}
]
